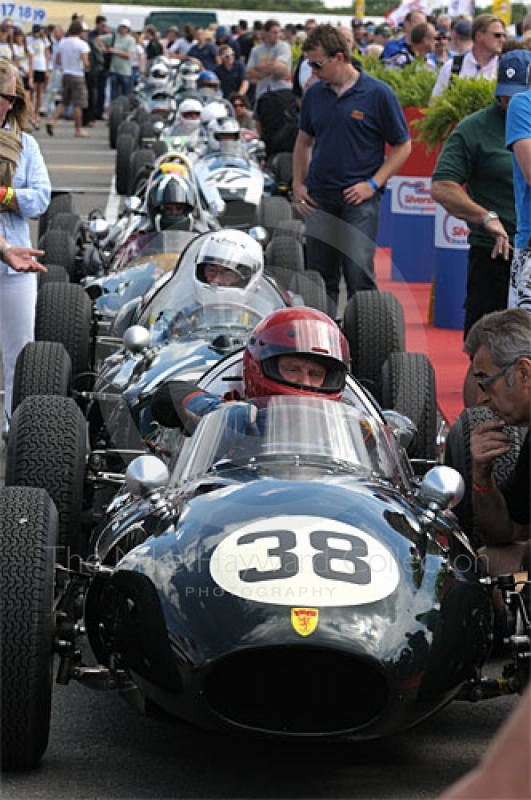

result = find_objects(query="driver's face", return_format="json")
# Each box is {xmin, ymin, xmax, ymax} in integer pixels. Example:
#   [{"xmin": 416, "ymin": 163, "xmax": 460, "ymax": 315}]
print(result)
[
  {"xmin": 204, "ymin": 263, "xmax": 241, "ymax": 286},
  {"xmin": 277, "ymin": 356, "xmax": 326, "ymax": 388},
  {"xmin": 162, "ymin": 203, "xmax": 186, "ymax": 215}
]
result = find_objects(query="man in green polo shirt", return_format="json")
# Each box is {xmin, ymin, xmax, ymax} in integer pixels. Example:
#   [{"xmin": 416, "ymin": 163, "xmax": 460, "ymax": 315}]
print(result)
[
  {"xmin": 430, "ymin": 50, "xmax": 531, "ymax": 341},
  {"xmin": 431, "ymin": 53, "xmax": 531, "ymax": 405}
]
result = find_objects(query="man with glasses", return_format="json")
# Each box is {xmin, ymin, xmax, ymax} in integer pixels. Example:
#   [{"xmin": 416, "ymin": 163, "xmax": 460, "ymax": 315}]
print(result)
[
  {"xmin": 464, "ymin": 308, "xmax": 530, "ymax": 575},
  {"xmin": 293, "ymin": 24, "xmax": 410, "ymax": 315},
  {"xmin": 215, "ymin": 44, "xmax": 248, "ymax": 99},
  {"xmin": 431, "ymin": 14, "xmax": 506, "ymax": 97},
  {"xmin": 506, "ymin": 53, "xmax": 531, "ymax": 312}
]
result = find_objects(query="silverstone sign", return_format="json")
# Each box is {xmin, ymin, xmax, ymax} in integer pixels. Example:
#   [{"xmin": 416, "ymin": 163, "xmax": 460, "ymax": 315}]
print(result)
[
  {"xmin": 435, "ymin": 204, "xmax": 470, "ymax": 250},
  {"xmin": 391, "ymin": 176, "xmax": 437, "ymax": 216}
]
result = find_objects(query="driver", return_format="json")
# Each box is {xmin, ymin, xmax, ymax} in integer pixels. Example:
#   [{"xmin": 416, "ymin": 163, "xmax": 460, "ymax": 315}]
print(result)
[
  {"xmin": 152, "ymin": 306, "xmax": 351, "ymax": 433},
  {"xmin": 150, "ymin": 229, "xmax": 265, "ymax": 342}
]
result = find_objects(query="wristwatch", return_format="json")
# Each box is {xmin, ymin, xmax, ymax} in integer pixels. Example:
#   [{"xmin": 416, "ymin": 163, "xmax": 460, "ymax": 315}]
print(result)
[
  {"xmin": 0, "ymin": 242, "xmax": 12, "ymax": 258},
  {"xmin": 482, "ymin": 211, "xmax": 499, "ymax": 227}
]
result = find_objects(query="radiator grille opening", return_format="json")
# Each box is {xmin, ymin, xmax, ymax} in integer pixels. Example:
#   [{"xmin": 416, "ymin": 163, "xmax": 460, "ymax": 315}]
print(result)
[{"xmin": 205, "ymin": 647, "xmax": 388, "ymax": 735}]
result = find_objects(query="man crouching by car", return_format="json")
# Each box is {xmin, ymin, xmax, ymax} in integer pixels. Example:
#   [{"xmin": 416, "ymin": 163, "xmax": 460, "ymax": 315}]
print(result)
[{"xmin": 464, "ymin": 308, "xmax": 530, "ymax": 577}]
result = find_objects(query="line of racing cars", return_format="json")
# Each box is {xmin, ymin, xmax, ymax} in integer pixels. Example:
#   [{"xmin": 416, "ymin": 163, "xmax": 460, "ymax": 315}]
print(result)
[{"xmin": 0, "ymin": 56, "xmax": 529, "ymax": 772}]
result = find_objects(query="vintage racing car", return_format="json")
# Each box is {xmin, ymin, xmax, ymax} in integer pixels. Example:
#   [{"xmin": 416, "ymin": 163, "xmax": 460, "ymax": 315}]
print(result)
[{"xmin": 1, "ymin": 395, "xmax": 528, "ymax": 769}]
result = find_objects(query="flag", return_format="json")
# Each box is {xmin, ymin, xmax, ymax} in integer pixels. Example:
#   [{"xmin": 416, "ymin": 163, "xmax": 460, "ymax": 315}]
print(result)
[
  {"xmin": 491, "ymin": 0, "xmax": 511, "ymax": 26},
  {"xmin": 447, "ymin": 0, "xmax": 475, "ymax": 16},
  {"xmin": 354, "ymin": 0, "xmax": 366, "ymax": 19},
  {"xmin": 386, "ymin": 0, "xmax": 432, "ymax": 27}
]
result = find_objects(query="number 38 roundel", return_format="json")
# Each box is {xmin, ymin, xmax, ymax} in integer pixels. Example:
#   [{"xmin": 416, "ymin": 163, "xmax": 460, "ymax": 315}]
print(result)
[{"xmin": 209, "ymin": 516, "xmax": 399, "ymax": 607}]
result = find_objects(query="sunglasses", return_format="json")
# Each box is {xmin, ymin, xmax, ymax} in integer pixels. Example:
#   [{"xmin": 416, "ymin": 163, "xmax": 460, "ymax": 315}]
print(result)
[
  {"xmin": 0, "ymin": 93, "xmax": 17, "ymax": 105},
  {"xmin": 488, "ymin": 31, "xmax": 507, "ymax": 39},
  {"xmin": 307, "ymin": 56, "xmax": 332, "ymax": 70},
  {"xmin": 233, "ymin": 102, "xmax": 245, "ymax": 107},
  {"xmin": 182, "ymin": 111, "xmax": 201, "ymax": 117},
  {"xmin": 222, "ymin": 52, "xmax": 234, "ymax": 58},
  {"xmin": 435, "ymin": 36, "xmax": 448, "ymax": 42},
  {"xmin": 475, "ymin": 361, "xmax": 516, "ymax": 393}
]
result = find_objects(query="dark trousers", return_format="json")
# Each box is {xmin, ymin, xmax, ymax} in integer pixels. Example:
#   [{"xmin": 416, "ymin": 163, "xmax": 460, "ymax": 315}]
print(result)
[
  {"xmin": 464, "ymin": 245, "xmax": 511, "ymax": 337},
  {"xmin": 305, "ymin": 189, "xmax": 381, "ymax": 317}
]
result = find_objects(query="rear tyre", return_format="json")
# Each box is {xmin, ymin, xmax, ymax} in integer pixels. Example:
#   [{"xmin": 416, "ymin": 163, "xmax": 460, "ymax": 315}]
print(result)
[
  {"xmin": 12, "ymin": 341, "xmax": 71, "ymax": 412},
  {"xmin": 444, "ymin": 407, "xmax": 525, "ymax": 547},
  {"xmin": 0, "ymin": 486, "xmax": 57, "ymax": 770},
  {"xmin": 139, "ymin": 119, "xmax": 155, "ymax": 143},
  {"xmin": 38, "ymin": 192, "xmax": 74, "ymax": 240},
  {"xmin": 117, "ymin": 119, "xmax": 140, "ymax": 145},
  {"xmin": 272, "ymin": 219, "xmax": 304, "ymax": 241},
  {"xmin": 38, "ymin": 263, "xmax": 69, "ymax": 288},
  {"xmin": 265, "ymin": 235, "xmax": 304, "ymax": 274},
  {"xmin": 343, "ymin": 291, "xmax": 405, "ymax": 402},
  {"xmin": 39, "ymin": 229, "xmax": 77, "ymax": 278},
  {"xmin": 109, "ymin": 101, "xmax": 126, "ymax": 149},
  {"xmin": 257, "ymin": 196, "xmax": 293, "ymax": 236},
  {"xmin": 129, "ymin": 148, "xmax": 155, "ymax": 196},
  {"xmin": 380, "ymin": 351, "xmax": 437, "ymax": 461},
  {"xmin": 289, "ymin": 270, "xmax": 328, "ymax": 313},
  {"xmin": 270, "ymin": 152, "xmax": 293, "ymax": 186},
  {"xmin": 35, "ymin": 282, "xmax": 92, "ymax": 379},
  {"xmin": 116, "ymin": 134, "xmax": 135, "ymax": 196},
  {"xmin": 152, "ymin": 140, "xmax": 167, "ymax": 157},
  {"xmin": 6, "ymin": 396, "xmax": 87, "ymax": 557}
]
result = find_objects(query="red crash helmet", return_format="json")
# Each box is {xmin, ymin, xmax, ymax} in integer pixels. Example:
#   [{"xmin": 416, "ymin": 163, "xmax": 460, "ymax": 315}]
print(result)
[{"xmin": 244, "ymin": 307, "xmax": 351, "ymax": 401}]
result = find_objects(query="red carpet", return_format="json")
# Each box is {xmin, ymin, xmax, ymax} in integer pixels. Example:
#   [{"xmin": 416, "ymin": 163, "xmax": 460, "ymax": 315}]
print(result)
[{"xmin": 375, "ymin": 247, "xmax": 468, "ymax": 426}]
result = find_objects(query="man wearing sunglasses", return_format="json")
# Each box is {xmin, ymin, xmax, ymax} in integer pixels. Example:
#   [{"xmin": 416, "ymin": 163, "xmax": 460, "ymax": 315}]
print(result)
[
  {"xmin": 292, "ymin": 24, "xmax": 410, "ymax": 315},
  {"xmin": 431, "ymin": 14, "xmax": 506, "ymax": 98},
  {"xmin": 464, "ymin": 308, "xmax": 530, "ymax": 576}
]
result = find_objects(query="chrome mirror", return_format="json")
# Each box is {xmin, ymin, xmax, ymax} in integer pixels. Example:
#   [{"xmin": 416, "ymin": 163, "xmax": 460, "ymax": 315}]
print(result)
[{"xmin": 126, "ymin": 455, "xmax": 170, "ymax": 498}]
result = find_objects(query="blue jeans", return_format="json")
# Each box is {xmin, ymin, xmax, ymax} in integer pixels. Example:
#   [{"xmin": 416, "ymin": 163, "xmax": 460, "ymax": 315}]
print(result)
[
  {"xmin": 110, "ymin": 72, "xmax": 133, "ymax": 100},
  {"xmin": 305, "ymin": 189, "xmax": 381, "ymax": 316}
]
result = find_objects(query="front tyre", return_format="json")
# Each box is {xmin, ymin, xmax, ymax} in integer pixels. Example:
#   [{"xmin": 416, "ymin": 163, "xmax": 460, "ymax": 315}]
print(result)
[
  {"xmin": 0, "ymin": 486, "xmax": 57, "ymax": 770},
  {"xmin": 6, "ymin": 396, "xmax": 87, "ymax": 559}
]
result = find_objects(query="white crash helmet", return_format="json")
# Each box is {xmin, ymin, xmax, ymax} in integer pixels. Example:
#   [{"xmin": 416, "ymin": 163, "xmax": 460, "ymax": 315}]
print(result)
[
  {"xmin": 207, "ymin": 116, "xmax": 240, "ymax": 151},
  {"xmin": 179, "ymin": 60, "xmax": 200, "ymax": 91},
  {"xmin": 147, "ymin": 172, "xmax": 196, "ymax": 232},
  {"xmin": 193, "ymin": 229, "xmax": 264, "ymax": 306},
  {"xmin": 150, "ymin": 62, "xmax": 170, "ymax": 82},
  {"xmin": 200, "ymin": 101, "xmax": 229, "ymax": 127},
  {"xmin": 177, "ymin": 97, "xmax": 203, "ymax": 132}
]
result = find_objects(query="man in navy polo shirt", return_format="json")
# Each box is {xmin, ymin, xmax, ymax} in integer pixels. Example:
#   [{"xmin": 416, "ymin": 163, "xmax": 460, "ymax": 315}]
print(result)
[
  {"xmin": 187, "ymin": 27, "xmax": 218, "ymax": 72},
  {"xmin": 292, "ymin": 25, "xmax": 411, "ymax": 314}
]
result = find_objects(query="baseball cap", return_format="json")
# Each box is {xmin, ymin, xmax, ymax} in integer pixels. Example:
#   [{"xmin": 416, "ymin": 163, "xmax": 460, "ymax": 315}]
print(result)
[
  {"xmin": 118, "ymin": 18, "xmax": 131, "ymax": 29},
  {"xmin": 215, "ymin": 25, "xmax": 230, "ymax": 39},
  {"xmin": 375, "ymin": 24, "xmax": 392, "ymax": 37},
  {"xmin": 453, "ymin": 19, "xmax": 472, "ymax": 38},
  {"xmin": 351, "ymin": 18, "xmax": 364, "ymax": 28},
  {"xmin": 495, "ymin": 50, "xmax": 531, "ymax": 96}
]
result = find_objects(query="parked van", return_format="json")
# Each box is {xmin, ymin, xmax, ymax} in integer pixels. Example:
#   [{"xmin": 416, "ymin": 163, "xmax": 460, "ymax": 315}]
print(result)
[{"xmin": 144, "ymin": 10, "xmax": 218, "ymax": 34}]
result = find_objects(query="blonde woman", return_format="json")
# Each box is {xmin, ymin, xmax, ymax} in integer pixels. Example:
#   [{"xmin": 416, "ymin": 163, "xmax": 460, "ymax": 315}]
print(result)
[
  {"xmin": 0, "ymin": 21, "xmax": 17, "ymax": 65},
  {"xmin": 12, "ymin": 28, "xmax": 35, "ymax": 126},
  {"xmin": 0, "ymin": 62, "xmax": 51, "ymax": 437},
  {"xmin": 27, "ymin": 23, "xmax": 50, "ymax": 122}
]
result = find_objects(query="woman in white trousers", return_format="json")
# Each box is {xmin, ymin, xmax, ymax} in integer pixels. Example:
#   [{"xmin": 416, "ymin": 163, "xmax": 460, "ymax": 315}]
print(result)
[{"xmin": 0, "ymin": 61, "xmax": 51, "ymax": 437}]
